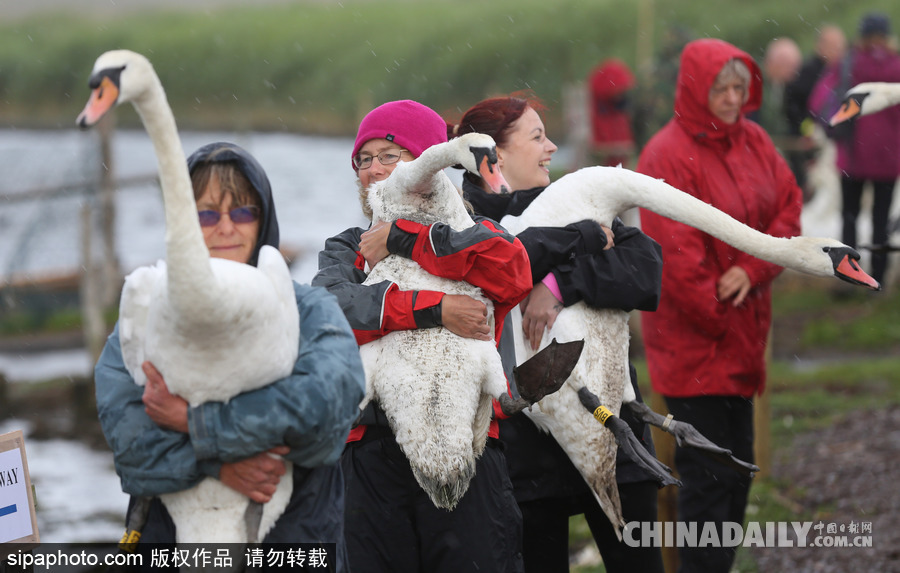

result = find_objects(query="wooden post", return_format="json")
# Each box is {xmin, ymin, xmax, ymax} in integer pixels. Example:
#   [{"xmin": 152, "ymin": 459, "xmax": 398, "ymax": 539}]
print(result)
[
  {"xmin": 650, "ymin": 390, "xmax": 679, "ymax": 573},
  {"xmin": 76, "ymin": 199, "xmax": 102, "ymax": 427},
  {"xmin": 636, "ymin": 0, "xmax": 655, "ymax": 82},
  {"xmin": 754, "ymin": 328, "xmax": 774, "ymax": 478},
  {"xmin": 562, "ymin": 82, "xmax": 590, "ymax": 171},
  {"xmin": 98, "ymin": 113, "xmax": 122, "ymax": 308},
  {"xmin": 80, "ymin": 175, "xmax": 106, "ymax": 364},
  {"xmin": 753, "ymin": 391, "xmax": 771, "ymax": 478},
  {"xmin": 0, "ymin": 372, "xmax": 8, "ymax": 420},
  {"xmin": 74, "ymin": 117, "xmax": 120, "ymax": 429}
]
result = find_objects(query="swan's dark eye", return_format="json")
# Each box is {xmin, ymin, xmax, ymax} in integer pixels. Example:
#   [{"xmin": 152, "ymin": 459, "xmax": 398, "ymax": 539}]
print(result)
[{"xmin": 822, "ymin": 246, "xmax": 831, "ymax": 253}]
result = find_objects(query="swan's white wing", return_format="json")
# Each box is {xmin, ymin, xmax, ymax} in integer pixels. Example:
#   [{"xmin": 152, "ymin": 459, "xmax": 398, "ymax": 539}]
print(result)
[
  {"xmin": 256, "ymin": 245, "xmax": 297, "ymax": 306},
  {"xmin": 118, "ymin": 261, "xmax": 165, "ymax": 386},
  {"xmin": 507, "ymin": 305, "xmax": 532, "ymax": 368}
]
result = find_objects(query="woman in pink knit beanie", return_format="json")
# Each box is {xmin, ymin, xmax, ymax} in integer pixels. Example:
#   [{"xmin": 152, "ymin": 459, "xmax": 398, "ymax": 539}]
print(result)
[
  {"xmin": 348, "ymin": 100, "xmax": 448, "ymax": 219},
  {"xmin": 312, "ymin": 100, "xmax": 532, "ymax": 573}
]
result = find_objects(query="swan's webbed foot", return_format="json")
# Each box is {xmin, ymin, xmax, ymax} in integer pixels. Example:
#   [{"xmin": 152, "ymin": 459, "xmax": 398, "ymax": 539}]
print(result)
[
  {"xmin": 117, "ymin": 496, "xmax": 152, "ymax": 554},
  {"xmin": 576, "ymin": 387, "xmax": 681, "ymax": 488},
  {"xmin": 623, "ymin": 400, "xmax": 760, "ymax": 476},
  {"xmin": 244, "ymin": 500, "xmax": 264, "ymax": 544},
  {"xmin": 512, "ymin": 338, "xmax": 585, "ymax": 403},
  {"xmin": 500, "ymin": 339, "xmax": 584, "ymax": 416},
  {"xmin": 498, "ymin": 393, "xmax": 531, "ymax": 416}
]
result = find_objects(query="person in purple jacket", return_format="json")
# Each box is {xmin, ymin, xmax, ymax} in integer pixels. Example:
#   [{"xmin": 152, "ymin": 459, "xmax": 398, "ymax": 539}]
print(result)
[{"xmin": 810, "ymin": 12, "xmax": 900, "ymax": 286}]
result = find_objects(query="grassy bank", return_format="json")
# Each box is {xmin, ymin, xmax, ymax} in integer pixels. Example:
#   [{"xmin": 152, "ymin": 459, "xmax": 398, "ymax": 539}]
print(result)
[{"xmin": 2, "ymin": 0, "xmax": 898, "ymax": 135}]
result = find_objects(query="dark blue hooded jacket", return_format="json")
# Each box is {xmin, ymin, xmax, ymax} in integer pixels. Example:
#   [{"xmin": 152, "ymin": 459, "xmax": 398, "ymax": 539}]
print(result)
[{"xmin": 94, "ymin": 142, "xmax": 365, "ymax": 566}]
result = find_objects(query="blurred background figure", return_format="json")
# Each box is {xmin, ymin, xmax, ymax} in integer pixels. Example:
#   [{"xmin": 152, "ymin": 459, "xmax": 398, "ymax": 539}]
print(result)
[
  {"xmin": 637, "ymin": 38, "xmax": 802, "ymax": 573},
  {"xmin": 764, "ymin": 37, "xmax": 803, "ymax": 85},
  {"xmin": 809, "ymin": 12, "xmax": 900, "ymax": 289},
  {"xmin": 755, "ymin": 38, "xmax": 804, "ymax": 205},
  {"xmin": 783, "ymin": 24, "xmax": 847, "ymax": 200},
  {"xmin": 587, "ymin": 58, "xmax": 637, "ymax": 168},
  {"xmin": 758, "ymin": 36, "xmax": 802, "ymax": 136},
  {"xmin": 633, "ymin": 25, "xmax": 695, "ymax": 149}
]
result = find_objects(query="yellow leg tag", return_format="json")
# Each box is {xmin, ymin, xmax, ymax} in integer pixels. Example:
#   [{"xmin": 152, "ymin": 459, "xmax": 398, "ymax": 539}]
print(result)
[
  {"xmin": 119, "ymin": 530, "xmax": 141, "ymax": 552},
  {"xmin": 592, "ymin": 405, "xmax": 614, "ymax": 425}
]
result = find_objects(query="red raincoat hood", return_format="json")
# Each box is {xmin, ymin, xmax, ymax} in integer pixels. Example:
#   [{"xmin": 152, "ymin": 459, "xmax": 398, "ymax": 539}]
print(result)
[{"xmin": 674, "ymin": 39, "xmax": 763, "ymax": 140}]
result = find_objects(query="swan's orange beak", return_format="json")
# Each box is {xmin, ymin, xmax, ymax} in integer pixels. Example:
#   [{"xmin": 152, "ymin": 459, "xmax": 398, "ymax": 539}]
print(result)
[
  {"xmin": 829, "ymin": 96, "xmax": 862, "ymax": 126},
  {"xmin": 478, "ymin": 153, "xmax": 510, "ymax": 195},
  {"xmin": 77, "ymin": 76, "xmax": 119, "ymax": 128},
  {"xmin": 835, "ymin": 251, "xmax": 881, "ymax": 290}
]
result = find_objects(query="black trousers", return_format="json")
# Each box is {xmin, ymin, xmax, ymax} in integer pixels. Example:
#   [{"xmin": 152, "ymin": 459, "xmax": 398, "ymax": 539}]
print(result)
[
  {"xmin": 664, "ymin": 395, "xmax": 754, "ymax": 573},
  {"xmin": 841, "ymin": 175, "xmax": 897, "ymax": 284},
  {"xmin": 341, "ymin": 429, "xmax": 524, "ymax": 573},
  {"xmin": 518, "ymin": 480, "xmax": 664, "ymax": 573}
]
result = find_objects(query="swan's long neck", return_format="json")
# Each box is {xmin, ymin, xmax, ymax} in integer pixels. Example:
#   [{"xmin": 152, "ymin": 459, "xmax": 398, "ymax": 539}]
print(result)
[
  {"xmin": 507, "ymin": 166, "xmax": 802, "ymax": 269},
  {"xmin": 377, "ymin": 143, "xmax": 472, "ymax": 229},
  {"xmin": 867, "ymin": 83, "xmax": 900, "ymax": 114},
  {"xmin": 132, "ymin": 77, "xmax": 217, "ymax": 306}
]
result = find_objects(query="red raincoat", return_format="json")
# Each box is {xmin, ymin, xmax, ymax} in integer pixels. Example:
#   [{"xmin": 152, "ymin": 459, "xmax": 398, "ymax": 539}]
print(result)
[{"xmin": 637, "ymin": 39, "xmax": 803, "ymax": 398}]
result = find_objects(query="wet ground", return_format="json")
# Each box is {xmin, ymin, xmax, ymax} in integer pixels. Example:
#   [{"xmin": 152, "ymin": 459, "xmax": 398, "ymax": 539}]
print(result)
[{"xmin": 751, "ymin": 406, "xmax": 900, "ymax": 572}]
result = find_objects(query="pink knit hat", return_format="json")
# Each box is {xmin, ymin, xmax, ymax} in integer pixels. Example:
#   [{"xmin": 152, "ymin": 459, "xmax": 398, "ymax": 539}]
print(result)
[{"xmin": 351, "ymin": 100, "xmax": 448, "ymax": 171}]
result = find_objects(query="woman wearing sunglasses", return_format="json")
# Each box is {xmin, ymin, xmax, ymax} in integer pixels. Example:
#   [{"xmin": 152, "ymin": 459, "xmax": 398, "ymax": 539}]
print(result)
[{"xmin": 94, "ymin": 142, "xmax": 365, "ymax": 569}]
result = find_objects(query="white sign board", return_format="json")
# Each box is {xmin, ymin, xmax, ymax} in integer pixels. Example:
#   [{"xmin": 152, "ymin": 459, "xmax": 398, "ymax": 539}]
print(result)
[{"xmin": 0, "ymin": 430, "xmax": 39, "ymax": 544}]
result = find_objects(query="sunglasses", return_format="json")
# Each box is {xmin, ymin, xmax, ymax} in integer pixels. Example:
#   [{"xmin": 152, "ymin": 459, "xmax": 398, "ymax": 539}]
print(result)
[
  {"xmin": 352, "ymin": 149, "xmax": 407, "ymax": 170},
  {"xmin": 197, "ymin": 205, "xmax": 260, "ymax": 227}
]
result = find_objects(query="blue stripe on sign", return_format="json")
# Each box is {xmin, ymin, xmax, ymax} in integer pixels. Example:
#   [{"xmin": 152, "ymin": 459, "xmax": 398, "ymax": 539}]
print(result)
[{"xmin": 0, "ymin": 504, "xmax": 16, "ymax": 517}]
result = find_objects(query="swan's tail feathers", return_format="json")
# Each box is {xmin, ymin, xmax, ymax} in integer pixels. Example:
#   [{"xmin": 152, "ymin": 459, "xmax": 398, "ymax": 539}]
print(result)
[
  {"xmin": 589, "ymin": 477, "xmax": 626, "ymax": 542},
  {"xmin": 472, "ymin": 394, "xmax": 494, "ymax": 457},
  {"xmin": 412, "ymin": 460, "xmax": 477, "ymax": 511},
  {"xmin": 828, "ymin": 246, "xmax": 881, "ymax": 290},
  {"xmin": 399, "ymin": 389, "xmax": 492, "ymax": 510}
]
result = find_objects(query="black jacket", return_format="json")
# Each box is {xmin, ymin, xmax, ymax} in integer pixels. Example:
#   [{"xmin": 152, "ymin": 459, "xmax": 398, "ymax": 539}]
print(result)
[{"xmin": 784, "ymin": 55, "xmax": 827, "ymax": 136}]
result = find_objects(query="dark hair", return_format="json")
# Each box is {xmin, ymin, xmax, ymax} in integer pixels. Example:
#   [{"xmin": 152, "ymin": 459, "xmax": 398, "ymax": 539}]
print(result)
[
  {"xmin": 859, "ymin": 12, "xmax": 890, "ymax": 38},
  {"xmin": 449, "ymin": 91, "xmax": 548, "ymax": 147},
  {"xmin": 190, "ymin": 148, "xmax": 262, "ymax": 211}
]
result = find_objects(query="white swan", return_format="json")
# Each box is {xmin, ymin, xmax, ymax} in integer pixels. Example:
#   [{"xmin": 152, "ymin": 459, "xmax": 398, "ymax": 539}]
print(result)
[
  {"xmin": 500, "ymin": 165, "xmax": 880, "ymax": 537},
  {"xmin": 830, "ymin": 82, "xmax": 900, "ymax": 125},
  {"xmin": 360, "ymin": 132, "xmax": 542, "ymax": 510},
  {"xmin": 77, "ymin": 50, "xmax": 299, "ymax": 543}
]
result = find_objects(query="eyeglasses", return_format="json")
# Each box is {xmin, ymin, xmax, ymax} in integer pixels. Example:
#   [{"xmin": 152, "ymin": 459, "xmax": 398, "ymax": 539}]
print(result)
[
  {"xmin": 352, "ymin": 149, "xmax": 407, "ymax": 170},
  {"xmin": 197, "ymin": 205, "xmax": 260, "ymax": 227}
]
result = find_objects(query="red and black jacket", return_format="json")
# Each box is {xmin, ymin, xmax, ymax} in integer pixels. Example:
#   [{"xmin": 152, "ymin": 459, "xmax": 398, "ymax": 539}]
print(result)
[{"xmin": 312, "ymin": 216, "xmax": 532, "ymax": 441}]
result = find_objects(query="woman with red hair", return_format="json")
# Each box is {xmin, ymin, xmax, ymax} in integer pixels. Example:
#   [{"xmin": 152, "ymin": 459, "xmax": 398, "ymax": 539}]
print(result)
[{"xmin": 451, "ymin": 92, "xmax": 664, "ymax": 573}]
